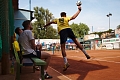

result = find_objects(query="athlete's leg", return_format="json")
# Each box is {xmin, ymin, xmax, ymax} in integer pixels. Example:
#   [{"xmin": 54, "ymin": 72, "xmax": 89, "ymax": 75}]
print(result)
[
  {"xmin": 68, "ymin": 28, "xmax": 90, "ymax": 59},
  {"xmin": 61, "ymin": 42, "xmax": 68, "ymax": 63},
  {"xmin": 59, "ymin": 29, "xmax": 69, "ymax": 64},
  {"xmin": 59, "ymin": 29, "xmax": 70, "ymax": 71},
  {"xmin": 72, "ymin": 38, "xmax": 90, "ymax": 59},
  {"xmin": 61, "ymin": 43, "xmax": 70, "ymax": 71}
]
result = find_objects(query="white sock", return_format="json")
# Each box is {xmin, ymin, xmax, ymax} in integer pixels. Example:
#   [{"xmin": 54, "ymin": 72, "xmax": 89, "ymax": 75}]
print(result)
[
  {"xmin": 44, "ymin": 71, "xmax": 47, "ymax": 75},
  {"xmin": 63, "ymin": 57, "xmax": 68, "ymax": 64}
]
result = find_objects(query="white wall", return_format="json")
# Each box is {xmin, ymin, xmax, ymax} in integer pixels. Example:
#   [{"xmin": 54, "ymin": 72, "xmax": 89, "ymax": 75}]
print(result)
[
  {"xmin": 102, "ymin": 38, "xmax": 120, "ymax": 49},
  {"xmin": 35, "ymin": 39, "xmax": 60, "ymax": 45}
]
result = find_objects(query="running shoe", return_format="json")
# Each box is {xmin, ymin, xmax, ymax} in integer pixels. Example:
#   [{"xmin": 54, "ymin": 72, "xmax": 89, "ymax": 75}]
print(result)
[
  {"xmin": 35, "ymin": 66, "xmax": 40, "ymax": 71},
  {"xmin": 63, "ymin": 63, "xmax": 70, "ymax": 71},
  {"xmin": 44, "ymin": 72, "xmax": 53, "ymax": 79},
  {"xmin": 85, "ymin": 54, "xmax": 91, "ymax": 59}
]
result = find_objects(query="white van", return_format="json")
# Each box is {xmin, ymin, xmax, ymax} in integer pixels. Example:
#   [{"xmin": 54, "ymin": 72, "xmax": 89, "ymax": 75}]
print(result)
[{"xmin": 106, "ymin": 44, "xmax": 113, "ymax": 49}]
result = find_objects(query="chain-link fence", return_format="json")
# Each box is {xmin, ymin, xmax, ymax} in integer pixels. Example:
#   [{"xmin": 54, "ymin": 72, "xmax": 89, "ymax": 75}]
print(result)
[{"xmin": 0, "ymin": 0, "xmax": 14, "ymax": 59}]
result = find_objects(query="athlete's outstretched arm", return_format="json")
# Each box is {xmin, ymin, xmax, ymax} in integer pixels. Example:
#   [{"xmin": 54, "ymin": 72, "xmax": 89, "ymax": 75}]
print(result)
[
  {"xmin": 70, "ymin": 6, "xmax": 82, "ymax": 20},
  {"xmin": 44, "ymin": 21, "xmax": 56, "ymax": 27}
]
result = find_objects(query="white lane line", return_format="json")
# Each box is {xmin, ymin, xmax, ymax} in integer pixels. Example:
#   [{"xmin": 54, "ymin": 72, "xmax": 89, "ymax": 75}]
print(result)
[
  {"xmin": 93, "ymin": 59, "xmax": 120, "ymax": 64},
  {"xmin": 49, "ymin": 66, "xmax": 72, "ymax": 80},
  {"xmin": 69, "ymin": 56, "xmax": 120, "ymax": 64},
  {"xmin": 115, "ymin": 62, "xmax": 120, "ymax": 64},
  {"xmin": 97, "ymin": 56, "xmax": 120, "ymax": 59}
]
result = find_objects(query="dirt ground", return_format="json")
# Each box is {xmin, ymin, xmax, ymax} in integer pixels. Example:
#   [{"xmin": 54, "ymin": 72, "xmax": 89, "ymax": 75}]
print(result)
[
  {"xmin": 1, "ymin": 50, "xmax": 119, "ymax": 80},
  {"xmin": 48, "ymin": 50, "xmax": 120, "ymax": 80}
]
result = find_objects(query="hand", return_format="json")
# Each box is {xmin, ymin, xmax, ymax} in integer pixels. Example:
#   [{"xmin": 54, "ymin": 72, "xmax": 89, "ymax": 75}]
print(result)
[{"xmin": 78, "ymin": 6, "xmax": 82, "ymax": 11}]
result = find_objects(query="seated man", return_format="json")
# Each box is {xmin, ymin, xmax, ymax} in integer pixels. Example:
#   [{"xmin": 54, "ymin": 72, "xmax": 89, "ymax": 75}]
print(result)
[{"xmin": 15, "ymin": 20, "xmax": 52, "ymax": 79}]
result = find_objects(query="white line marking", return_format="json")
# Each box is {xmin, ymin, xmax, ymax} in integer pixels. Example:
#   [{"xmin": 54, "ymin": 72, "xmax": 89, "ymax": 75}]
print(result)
[
  {"xmin": 98, "ymin": 56, "xmax": 120, "ymax": 59},
  {"xmin": 69, "ymin": 56, "xmax": 120, "ymax": 64},
  {"xmin": 93, "ymin": 59, "xmax": 120, "ymax": 64},
  {"xmin": 49, "ymin": 66, "xmax": 72, "ymax": 80}
]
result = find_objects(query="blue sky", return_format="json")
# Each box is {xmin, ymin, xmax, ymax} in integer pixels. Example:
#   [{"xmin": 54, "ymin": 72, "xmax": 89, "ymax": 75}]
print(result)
[{"xmin": 19, "ymin": 0, "xmax": 120, "ymax": 33}]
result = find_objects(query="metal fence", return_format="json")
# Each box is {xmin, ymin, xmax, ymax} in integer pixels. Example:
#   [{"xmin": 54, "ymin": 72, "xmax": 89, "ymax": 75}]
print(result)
[
  {"xmin": 0, "ymin": 0, "xmax": 14, "ymax": 74},
  {"xmin": 0, "ymin": 0, "xmax": 14, "ymax": 59}
]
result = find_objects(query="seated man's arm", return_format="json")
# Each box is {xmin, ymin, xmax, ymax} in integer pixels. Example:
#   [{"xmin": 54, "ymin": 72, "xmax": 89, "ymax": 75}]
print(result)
[
  {"xmin": 36, "ymin": 44, "xmax": 42, "ymax": 51},
  {"xmin": 30, "ymin": 39, "xmax": 36, "ymax": 50},
  {"xmin": 27, "ymin": 30, "xmax": 36, "ymax": 50}
]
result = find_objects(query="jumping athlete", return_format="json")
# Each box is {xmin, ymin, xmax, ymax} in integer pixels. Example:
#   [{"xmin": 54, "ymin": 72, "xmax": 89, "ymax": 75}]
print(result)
[{"xmin": 44, "ymin": 5, "xmax": 90, "ymax": 71}]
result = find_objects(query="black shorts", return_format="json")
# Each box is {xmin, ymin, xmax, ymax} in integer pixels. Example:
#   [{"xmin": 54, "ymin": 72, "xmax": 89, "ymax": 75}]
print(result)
[
  {"xmin": 59, "ymin": 28, "xmax": 76, "ymax": 44},
  {"xmin": 23, "ymin": 51, "xmax": 41, "ymax": 59}
]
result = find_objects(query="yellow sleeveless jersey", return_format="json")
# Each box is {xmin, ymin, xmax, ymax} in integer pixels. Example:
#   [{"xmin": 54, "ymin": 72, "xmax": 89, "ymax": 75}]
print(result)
[
  {"xmin": 13, "ymin": 33, "xmax": 17, "ymax": 41},
  {"xmin": 53, "ymin": 17, "xmax": 71, "ymax": 33}
]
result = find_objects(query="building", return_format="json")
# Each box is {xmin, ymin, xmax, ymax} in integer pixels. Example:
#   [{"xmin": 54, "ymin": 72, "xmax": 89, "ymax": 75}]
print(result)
[{"xmin": 115, "ymin": 29, "xmax": 120, "ymax": 38}]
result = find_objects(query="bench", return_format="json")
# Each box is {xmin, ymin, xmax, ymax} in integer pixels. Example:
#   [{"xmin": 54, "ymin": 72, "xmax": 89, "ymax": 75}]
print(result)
[{"xmin": 12, "ymin": 43, "xmax": 46, "ymax": 80}]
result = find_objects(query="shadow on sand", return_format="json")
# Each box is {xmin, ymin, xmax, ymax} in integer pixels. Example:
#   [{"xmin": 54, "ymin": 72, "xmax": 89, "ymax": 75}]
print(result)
[{"xmin": 49, "ymin": 55, "xmax": 109, "ymax": 80}]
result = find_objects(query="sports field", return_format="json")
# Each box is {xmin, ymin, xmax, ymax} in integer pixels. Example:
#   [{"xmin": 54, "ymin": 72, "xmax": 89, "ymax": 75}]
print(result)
[{"xmin": 48, "ymin": 50, "xmax": 120, "ymax": 80}]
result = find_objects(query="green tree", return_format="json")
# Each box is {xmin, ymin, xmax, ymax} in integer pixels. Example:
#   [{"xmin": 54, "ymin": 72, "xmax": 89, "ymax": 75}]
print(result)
[
  {"xmin": 106, "ymin": 29, "xmax": 113, "ymax": 33},
  {"xmin": 91, "ymin": 29, "xmax": 115, "ymax": 38},
  {"xmin": 33, "ymin": 7, "xmax": 58, "ymax": 39},
  {"xmin": 45, "ymin": 27, "xmax": 59, "ymax": 39},
  {"xmin": 97, "ymin": 32, "xmax": 103, "ymax": 38},
  {"xmin": 117, "ymin": 25, "xmax": 120, "ymax": 29},
  {"xmin": 70, "ymin": 23, "xmax": 90, "ymax": 38}
]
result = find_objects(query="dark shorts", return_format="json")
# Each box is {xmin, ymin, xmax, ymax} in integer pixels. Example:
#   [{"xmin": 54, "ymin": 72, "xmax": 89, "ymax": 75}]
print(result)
[
  {"xmin": 59, "ymin": 28, "xmax": 76, "ymax": 44},
  {"xmin": 23, "ymin": 51, "xmax": 41, "ymax": 59}
]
